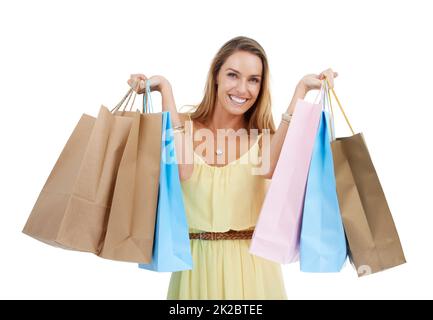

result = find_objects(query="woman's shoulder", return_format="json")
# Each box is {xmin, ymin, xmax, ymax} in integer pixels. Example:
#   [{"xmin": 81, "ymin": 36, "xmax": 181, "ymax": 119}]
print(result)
[
  {"xmin": 177, "ymin": 112, "xmax": 191, "ymax": 122},
  {"xmin": 175, "ymin": 113, "xmax": 195, "ymax": 130},
  {"xmin": 178, "ymin": 112, "xmax": 207, "ymax": 130}
]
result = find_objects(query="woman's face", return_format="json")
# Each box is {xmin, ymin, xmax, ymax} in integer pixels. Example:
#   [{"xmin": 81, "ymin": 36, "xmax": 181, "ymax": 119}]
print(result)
[{"xmin": 215, "ymin": 50, "xmax": 263, "ymax": 116}]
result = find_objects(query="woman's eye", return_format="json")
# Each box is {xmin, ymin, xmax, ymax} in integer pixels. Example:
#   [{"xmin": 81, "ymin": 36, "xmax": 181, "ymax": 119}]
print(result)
[{"xmin": 227, "ymin": 73, "xmax": 259, "ymax": 83}]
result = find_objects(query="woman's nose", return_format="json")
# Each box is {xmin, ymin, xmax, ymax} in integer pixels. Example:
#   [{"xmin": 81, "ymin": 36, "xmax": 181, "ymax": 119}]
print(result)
[{"xmin": 236, "ymin": 79, "xmax": 248, "ymax": 94}]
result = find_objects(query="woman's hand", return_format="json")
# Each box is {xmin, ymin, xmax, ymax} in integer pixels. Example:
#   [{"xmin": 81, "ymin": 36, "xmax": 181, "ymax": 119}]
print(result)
[
  {"xmin": 298, "ymin": 68, "xmax": 338, "ymax": 92},
  {"xmin": 127, "ymin": 74, "xmax": 170, "ymax": 94}
]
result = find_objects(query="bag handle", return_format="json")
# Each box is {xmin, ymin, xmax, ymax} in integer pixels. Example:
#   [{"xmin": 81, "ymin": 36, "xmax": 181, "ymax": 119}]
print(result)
[
  {"xmin": 142, "ymin": 80, "xmax": 154, "ymax": 114},
  {"xmin": 311, "ymin": 81, "xmax": 336, "ymax": 139},
  {"xmin": 324, "ymin": 77, "xmax": 355, "ymax": 135},
  {"xmin": 110, "ymin": 88, "xmax": 139, "ymax": 113},
  {"xmin": 110, "ymin": 78, "xmax": 155, "ymax": 114},
  {"xmin": 313, "ymin": 82, "xmax": 325, "ymax": 104},
  {"xmin": 322, "ymin": 79, "xmax": 336, "ymax": 140}
]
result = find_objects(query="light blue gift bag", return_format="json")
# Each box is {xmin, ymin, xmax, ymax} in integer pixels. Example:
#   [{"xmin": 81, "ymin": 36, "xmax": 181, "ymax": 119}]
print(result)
[
  {"xmin": 139, "ymin": 83, "xmax": 193, "ymax": 272},
  {"xmin": 299, "ymin": 83, "xmax": 347, "ymax": 272}
]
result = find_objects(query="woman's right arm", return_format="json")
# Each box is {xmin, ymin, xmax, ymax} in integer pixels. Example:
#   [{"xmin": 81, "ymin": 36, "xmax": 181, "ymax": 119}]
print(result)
[
  {"xmin": 128, "ymin": 74, "xmax": 194, "ymax": 181},
  {"xmin": 159, "ymin": 79, "xmax": 194, "ymax": 181}
]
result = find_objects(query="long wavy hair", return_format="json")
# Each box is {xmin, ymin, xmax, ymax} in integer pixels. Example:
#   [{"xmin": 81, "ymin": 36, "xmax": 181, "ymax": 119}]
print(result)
[{"xmin": 185, "ymin": 36, "xmax": 276, "ymax": 134}]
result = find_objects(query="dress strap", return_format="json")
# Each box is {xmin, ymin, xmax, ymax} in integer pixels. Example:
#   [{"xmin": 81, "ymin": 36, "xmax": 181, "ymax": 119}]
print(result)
[{"xmin": 187, "ymin": 113, "xmax": 193, "ymax": 137}]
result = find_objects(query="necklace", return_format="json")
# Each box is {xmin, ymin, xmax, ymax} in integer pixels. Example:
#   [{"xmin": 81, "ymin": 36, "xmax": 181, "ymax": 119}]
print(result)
[
  {"xmin": 208, "ymin": 125, "xmax": 225, "ymax": 156},
  {"xmin": 208, "ymin": 121, "xmax": 247, "ymax": 156}
]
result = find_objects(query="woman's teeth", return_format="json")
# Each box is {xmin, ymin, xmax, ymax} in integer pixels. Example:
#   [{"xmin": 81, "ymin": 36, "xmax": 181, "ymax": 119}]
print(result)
[{"xmin": 229, "ymin": 95, "xmax": 247, "ymax": 106}]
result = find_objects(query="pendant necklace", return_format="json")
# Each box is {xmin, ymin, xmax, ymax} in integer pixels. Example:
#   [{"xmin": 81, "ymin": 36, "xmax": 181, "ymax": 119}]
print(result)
[{"xmin": 209, "ymin": 124, "xmax": 224, "ymax": 156}]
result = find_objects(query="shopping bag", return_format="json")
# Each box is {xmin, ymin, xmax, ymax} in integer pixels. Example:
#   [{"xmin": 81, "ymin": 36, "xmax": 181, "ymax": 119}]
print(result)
[
  {"xmin": 249, "ymin": 98, "xmax": 321, "ymax": 263},
  {"xmin": 23, "ymin": 105, "xmax": 133, "ymax": 253},
  {"xmin": 139, "ymin": 111, "xmax": 193, "ymax": 272},
  {"xmin": 327, "ymin": 80, "xmax": 406, "ymax": 276},
  {"xmin": 299, "ymin": 109, "xmax": 347, "ymax": 272},
  {"xmin": 99, "ymin": 86, "xmax": 162, "ymax": 263}
]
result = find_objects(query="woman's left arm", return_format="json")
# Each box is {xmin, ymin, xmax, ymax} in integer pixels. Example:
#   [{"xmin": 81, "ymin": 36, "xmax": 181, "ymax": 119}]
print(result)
[{"xmin": 261, "ymin": 68, "xmax": 338, "ymax": 179}]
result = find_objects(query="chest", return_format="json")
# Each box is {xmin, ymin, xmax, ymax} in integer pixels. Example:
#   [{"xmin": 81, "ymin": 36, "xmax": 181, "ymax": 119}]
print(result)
[{"xmin": 192, "ymin": 131, "xmax": 259, "ymax": 167}]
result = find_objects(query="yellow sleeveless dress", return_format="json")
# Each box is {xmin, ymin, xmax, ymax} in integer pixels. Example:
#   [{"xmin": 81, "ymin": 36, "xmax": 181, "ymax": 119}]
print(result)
[{"xmin": 167, "ymin": 121, "xmax": 287, "ymax": 300}]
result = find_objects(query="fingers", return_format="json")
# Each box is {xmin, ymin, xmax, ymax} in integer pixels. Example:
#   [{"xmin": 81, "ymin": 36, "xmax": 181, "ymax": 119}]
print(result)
[
  {"xmin": 319, "ymin": 69, "xmax": 337, "ymax": 77},
  {"xmin": 319, "ymin": 69, "xmax": 338, "ymax": 88},
  {"xmin": 130, "ymin": 73, "xmax": 147, "ymax": 81},
  {"xmin": 139, "ymin": 80, "xmax": 146, "ymax": 90},
  {"xmin": 127, "ymin": 78, "xmax": 136, "ymax": 90},
  {"xmin": 128, "ymin": 74, "xmax": 148, "ymax": 93},
  {"xmin": 127, "ymin": 78, "xmax": 138, "ymax": 91}
]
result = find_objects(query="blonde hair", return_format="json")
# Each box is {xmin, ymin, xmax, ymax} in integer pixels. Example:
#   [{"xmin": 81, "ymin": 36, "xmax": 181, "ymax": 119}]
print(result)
[{"xmin": 184, "ymin": 36, "xmax": 276, "ymax": 134}]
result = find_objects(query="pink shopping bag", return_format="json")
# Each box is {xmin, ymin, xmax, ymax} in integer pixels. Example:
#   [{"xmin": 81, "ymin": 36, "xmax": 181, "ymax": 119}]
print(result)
[{"xmin": 249, "ymin": 99, "xmax": 321, "ymax": 263}]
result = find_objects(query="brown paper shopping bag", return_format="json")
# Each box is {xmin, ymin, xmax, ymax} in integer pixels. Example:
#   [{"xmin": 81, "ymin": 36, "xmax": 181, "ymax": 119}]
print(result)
[
  {"xmin": 98, "ymin": 91, "xmax": 162, "ymax": 263},
  {"xmin": 326, "ymin": 80, "xmax": 406, "ymax": 276},
  {"xmin": 23, "ymin": 105, "xmax": 133, "ymax": 253}
]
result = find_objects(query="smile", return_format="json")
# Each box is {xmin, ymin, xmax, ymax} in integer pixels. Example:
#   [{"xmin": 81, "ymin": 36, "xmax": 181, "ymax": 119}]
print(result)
[{"xmin": 229, "ymin": 95, "xmax": 248, "ymax": 106}]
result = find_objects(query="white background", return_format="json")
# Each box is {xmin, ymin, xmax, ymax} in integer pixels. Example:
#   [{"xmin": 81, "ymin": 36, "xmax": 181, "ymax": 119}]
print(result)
[{"xmin": 1, "ymin": 0, "xmax": 432, "ymax": 300}]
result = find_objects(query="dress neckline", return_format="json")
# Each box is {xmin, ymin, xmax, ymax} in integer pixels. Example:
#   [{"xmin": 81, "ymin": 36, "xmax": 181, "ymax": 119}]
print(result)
[
  {"xmin": 193, "ymin": 134, "xmax": 262, "ymax": 169},
  {"xmin": 187, "ymin": 113, "xmax": 262, "ymax": 169}
]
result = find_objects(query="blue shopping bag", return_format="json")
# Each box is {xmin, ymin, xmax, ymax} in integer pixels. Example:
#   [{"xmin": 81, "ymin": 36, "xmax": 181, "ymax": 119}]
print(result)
[
  {"xmin": 300, "ymin": 110, "xmax": 347, "ymax": 272},
  {"xmin": 139, "ymin": 111, "xmax": 193, "ymax": 272}
]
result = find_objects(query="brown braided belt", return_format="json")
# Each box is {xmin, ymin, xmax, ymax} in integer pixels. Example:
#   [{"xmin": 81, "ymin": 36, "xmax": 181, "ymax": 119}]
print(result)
[{"xmin": 189, "ymin": 229, "xmax": 254, "ymax": 241}]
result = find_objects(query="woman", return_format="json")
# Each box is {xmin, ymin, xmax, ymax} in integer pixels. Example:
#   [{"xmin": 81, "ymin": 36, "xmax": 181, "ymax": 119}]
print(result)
[{"xmin": 128, "ymin": 36, "xmax": 337, "ymax": 299}]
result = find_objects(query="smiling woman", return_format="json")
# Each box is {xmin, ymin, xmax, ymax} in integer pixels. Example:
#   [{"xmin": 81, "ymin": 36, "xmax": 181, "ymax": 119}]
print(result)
[
  {"xmin": 218, "ymin": 59, "xmax": 263, "ymax": 114},
  {"xmin": 166, "ymin": 37, "xmax": 288, "ymax": 300},
  {"xmin": 190, "ymin": 38, "xmax": 275, "ymax": 136},
  {"xmin": 128, "ymin": 36, "xmax": 337, "ymax": 300}
]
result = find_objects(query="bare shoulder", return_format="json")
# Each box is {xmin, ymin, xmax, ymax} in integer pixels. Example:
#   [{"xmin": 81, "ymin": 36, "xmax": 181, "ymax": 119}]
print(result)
[
  {"xmin": 177, "ymin": 113, "xmax": 196, "ymax": 136},
  {"xmin": 177, "ymin": 112, "xmax": 190, "ymax": 122}
]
